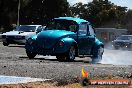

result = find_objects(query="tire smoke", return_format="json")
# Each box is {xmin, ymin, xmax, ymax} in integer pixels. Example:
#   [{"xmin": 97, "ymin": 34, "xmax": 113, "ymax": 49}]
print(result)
[{"xmin": 101, "ymin": 42, "xmax": 132, "ymax": 65}]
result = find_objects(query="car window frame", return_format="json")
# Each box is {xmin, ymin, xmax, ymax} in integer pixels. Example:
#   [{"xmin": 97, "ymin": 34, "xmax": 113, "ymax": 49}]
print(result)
[{"xmin": 88, "ymin": 24, "xmax": 95, "ymax": 37}]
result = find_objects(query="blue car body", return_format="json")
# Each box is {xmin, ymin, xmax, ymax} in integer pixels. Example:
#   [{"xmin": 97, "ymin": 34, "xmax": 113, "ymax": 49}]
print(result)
[{"xmin": 25, "ymin": 17, "xmax": 104, "ymax": 62}]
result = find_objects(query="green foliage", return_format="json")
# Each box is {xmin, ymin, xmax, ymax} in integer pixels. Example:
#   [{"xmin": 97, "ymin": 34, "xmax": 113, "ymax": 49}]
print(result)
[
  {"xmin": 124, "ymin": 10, "xmax": 132, "ymax": 33},
  {"xmin": 20, "ymin": 0, "xmax": 70, "ymax": 25},
  {"xmin": 70, "ymin": 0, "xmax": 127, "ymax": 27},
  {"xmin": 0, "ymin": 0, "xmax": 131, "ymax": 32},
  {"xmin": 0, "ymin": 0, "xmax": 18, "ymax": 31},
  {"xmin": 0, "ymin": 0, "xmax": 69, "ymax": 31}
]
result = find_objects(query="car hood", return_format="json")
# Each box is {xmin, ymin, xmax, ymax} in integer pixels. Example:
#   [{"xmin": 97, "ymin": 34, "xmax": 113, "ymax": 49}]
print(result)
[
  {"xmin": 2, "ymin": 31, "xmax": 35, "ymax": 36},
  {"xmin": 36, "ymin": 30, "xmax": 75, "ymax": 49}
]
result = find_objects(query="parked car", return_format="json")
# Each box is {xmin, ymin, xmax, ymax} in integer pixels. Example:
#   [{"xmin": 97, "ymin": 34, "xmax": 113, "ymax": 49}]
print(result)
[
  {"xmin": 25, "ymin": 17, "xmax": 104, "ymax": 63},
  {"xmin": 1, "ymin": 25, "xmax": 44, "ymax": 46},
  {"xmin": 0, "ymin": 32, "xmax": 2, "ymax": 42},
  {"xmin": 112, "ymin": 35, "xmax": 132, "ymax": 50}
]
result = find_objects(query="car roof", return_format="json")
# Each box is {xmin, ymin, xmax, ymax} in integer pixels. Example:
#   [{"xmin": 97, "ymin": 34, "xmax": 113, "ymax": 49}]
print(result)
[{"xmin": 54, "ymin": 17, "xmax": 89, "ymax": 24}]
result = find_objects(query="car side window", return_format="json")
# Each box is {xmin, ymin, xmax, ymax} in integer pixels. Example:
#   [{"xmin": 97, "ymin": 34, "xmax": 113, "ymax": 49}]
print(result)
[
  {"xmin": 89, "ymin": 25, "xmax": 95, "ymax": 36},
  {"xmin": 79, "ymin": 24, "xmax": 87, "ymax": 35},
  {"xmin": 69, "ymin": 25, "xmax": 77, "ymax": 32}
]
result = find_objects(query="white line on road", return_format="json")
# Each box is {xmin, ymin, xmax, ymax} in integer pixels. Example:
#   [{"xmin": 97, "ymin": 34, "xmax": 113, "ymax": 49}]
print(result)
[{"xmin": 0, "ymin": 75, "xmax": 51, "ymax": 84}]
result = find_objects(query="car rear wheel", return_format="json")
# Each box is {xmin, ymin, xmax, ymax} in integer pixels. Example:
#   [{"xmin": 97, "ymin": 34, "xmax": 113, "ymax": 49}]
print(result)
[
  {"xmin": 56, "ymin": 45, "xmax": 76, "ymax": 61},
  {"xmin": 26, "ymin": 50, "xmax": 36, "ymax": 59},
  {"xmin": 91, "ymin": 46, "xmax": 104, "ymax": 64},
  {"xmin": 3, "ymin": 42, "xmax": 9, "ymax": 46}
]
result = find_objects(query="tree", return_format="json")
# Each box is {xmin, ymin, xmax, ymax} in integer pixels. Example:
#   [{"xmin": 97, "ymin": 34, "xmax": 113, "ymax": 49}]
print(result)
[
  {"xmin": 21, "ymin": 0, "xmax": 70, "ymax": 25},
  {"xmin": 70, "ymin": 0, "xmax": 127, "ymax": 27},
  {"xmin": 124, "ymin": 10, "xmax": 132, "ymax": 34},
  {"xmin": 0, "ymin": 0, "xmax": 30, "ymax": 31},
  {"xmin": 0, "ymin": 0, "xmax": 70, "ymax": 31}
]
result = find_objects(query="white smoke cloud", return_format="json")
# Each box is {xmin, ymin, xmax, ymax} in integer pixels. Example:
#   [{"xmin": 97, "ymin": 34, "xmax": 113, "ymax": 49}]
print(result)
[{"xmin": 101, "ymin": 49, "xmax": 132, "ymax": 65}]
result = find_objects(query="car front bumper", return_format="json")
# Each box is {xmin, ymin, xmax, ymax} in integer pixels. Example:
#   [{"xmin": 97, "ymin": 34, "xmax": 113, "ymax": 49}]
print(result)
[
  {"xmin": 25, "ymin": 43, "xmax": 69, "ymax": 55},
  {"xmin": 2, "ymin": 38, "xmax": 26, "ymax": 44},
  {"xmin": 113, "ymin": 43, "xmax": 131, "ymax": 48}
]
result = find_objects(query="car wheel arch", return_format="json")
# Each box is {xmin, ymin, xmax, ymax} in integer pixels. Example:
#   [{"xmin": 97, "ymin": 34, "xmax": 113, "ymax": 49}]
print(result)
[
  {"xmin": 90, "ymin": 44, "xmax": 104, "ymax": 64},
  {"xmin": 71, "ymin": 42, "xmax": 78, "ymax": 56},
  {"xmin": 91, "ymin": 43, "xmax": 104, "ymax": 56},
  {"xmin": 61, "ymin": 38, "xmax": 78, "ymax": 54}
]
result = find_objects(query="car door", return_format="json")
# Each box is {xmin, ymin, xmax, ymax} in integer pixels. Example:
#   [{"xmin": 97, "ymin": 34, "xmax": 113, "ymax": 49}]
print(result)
[{"xmin": 78, "ymin": 23, "xmax": 95, "ymax": 55}]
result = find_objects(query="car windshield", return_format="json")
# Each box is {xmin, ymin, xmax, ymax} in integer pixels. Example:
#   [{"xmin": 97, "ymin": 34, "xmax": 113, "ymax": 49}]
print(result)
[
  {"xmin": 117, "ymin": 36, "xmax": 132, "ymax": 40},
  {"xmin": 16, "ymin": 26, "xmax": 36, "ymax": 32},
  {"xmin": 45, "ymin": 19, "xmax": 77, "ymax": 32}
]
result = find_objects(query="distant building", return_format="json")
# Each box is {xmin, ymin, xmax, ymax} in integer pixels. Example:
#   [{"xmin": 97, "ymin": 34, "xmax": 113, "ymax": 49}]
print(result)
[{"xmin": 95, "ymin": 28, "xmax": 128, "ymax": 43}]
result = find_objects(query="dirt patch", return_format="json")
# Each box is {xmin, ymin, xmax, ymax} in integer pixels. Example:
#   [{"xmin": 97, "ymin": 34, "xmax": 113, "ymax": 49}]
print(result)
[
  {"xmin": 0, "ymin": 77, "xmax": 131, "ymax": 88},
  {"xmin": 0, "ymin": 81, "xmax": 131, "ymax": 88}
]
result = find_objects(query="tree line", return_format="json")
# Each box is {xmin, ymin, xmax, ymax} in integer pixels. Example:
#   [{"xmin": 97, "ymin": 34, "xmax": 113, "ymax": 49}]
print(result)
[{"xmin": 0, "ymin": 0, "xmax": 132, "ymax": 33}]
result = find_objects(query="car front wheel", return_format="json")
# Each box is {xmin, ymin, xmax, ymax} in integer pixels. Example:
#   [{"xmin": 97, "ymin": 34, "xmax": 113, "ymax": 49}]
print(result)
[
  {"xmin": 91, "ymin": 46, "xmax": 104, "ymax": 64},
  {"xmin": 26, "ymin": 50, "xmax": 36, "ymax": 59},
  {"xmin": 3, "ymin": 42, "xmax": 9, "ymax": 46},
  {"xmin": 56, "ymin": 45, "xmax": 76, "ymax": 61}
]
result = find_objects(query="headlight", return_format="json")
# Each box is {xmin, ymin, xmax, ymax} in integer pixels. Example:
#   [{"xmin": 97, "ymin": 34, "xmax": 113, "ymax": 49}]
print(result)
[
  {"xmin": 59, "ymin": 41, "xmax": 64, "ymax": 47},
  {"xmin": 27, "ymin": 38, "xmax": 33, "ymax": 45}
]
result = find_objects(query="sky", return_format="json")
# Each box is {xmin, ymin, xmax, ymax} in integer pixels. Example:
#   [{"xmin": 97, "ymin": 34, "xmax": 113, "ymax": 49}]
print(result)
[{"xmin": 67, "ymin": 0, "xmax": 132, "ymax": 9}]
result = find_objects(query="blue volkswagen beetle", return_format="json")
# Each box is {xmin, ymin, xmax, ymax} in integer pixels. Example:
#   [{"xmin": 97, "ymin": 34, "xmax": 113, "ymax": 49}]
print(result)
[{"xmin": 25, "ymin": 17, "xmax": 104, "ymax": 63}]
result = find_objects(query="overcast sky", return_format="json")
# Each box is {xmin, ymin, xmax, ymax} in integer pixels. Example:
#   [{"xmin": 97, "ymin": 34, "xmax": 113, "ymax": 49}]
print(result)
[{"xmin": 67, "ymin": 0, "xmax": 132, "ymax": 9}]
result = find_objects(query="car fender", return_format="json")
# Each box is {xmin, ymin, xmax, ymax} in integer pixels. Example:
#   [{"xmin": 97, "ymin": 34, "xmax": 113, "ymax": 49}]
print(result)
[
  {"xmin": 61, "ymin": 37, "xmax": 77, "ymax": 46},
  {"xmin": 60, "ymin": 37, "xmax": 77, "ymax": 52},
  {"xmin": 95, "ymin": 38, "xmax": 104, "ymax": 46},
  {"xmin": 91, "ymin": 38, "xmax": 104, "ymax": 56}
]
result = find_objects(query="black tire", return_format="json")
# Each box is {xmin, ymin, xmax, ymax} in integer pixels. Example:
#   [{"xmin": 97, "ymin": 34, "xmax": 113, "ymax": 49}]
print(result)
[
  {"xmin": 3, "ymin": 42, "xmax": 9, "ymax": 46},
  {"xmin": 56, "ymin": 55, "xmax": 67, "ymax": 62},
  {"xmin": 91, "ymin": 46, "xmax": 104, "ymax": 64},
  {"xmin": 26, "ymin": 50, "xmax": 36, "ymax": 59},
  {"xmin": 56, "ymin": 45, "xmax": 76, "ymax": 61}
]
